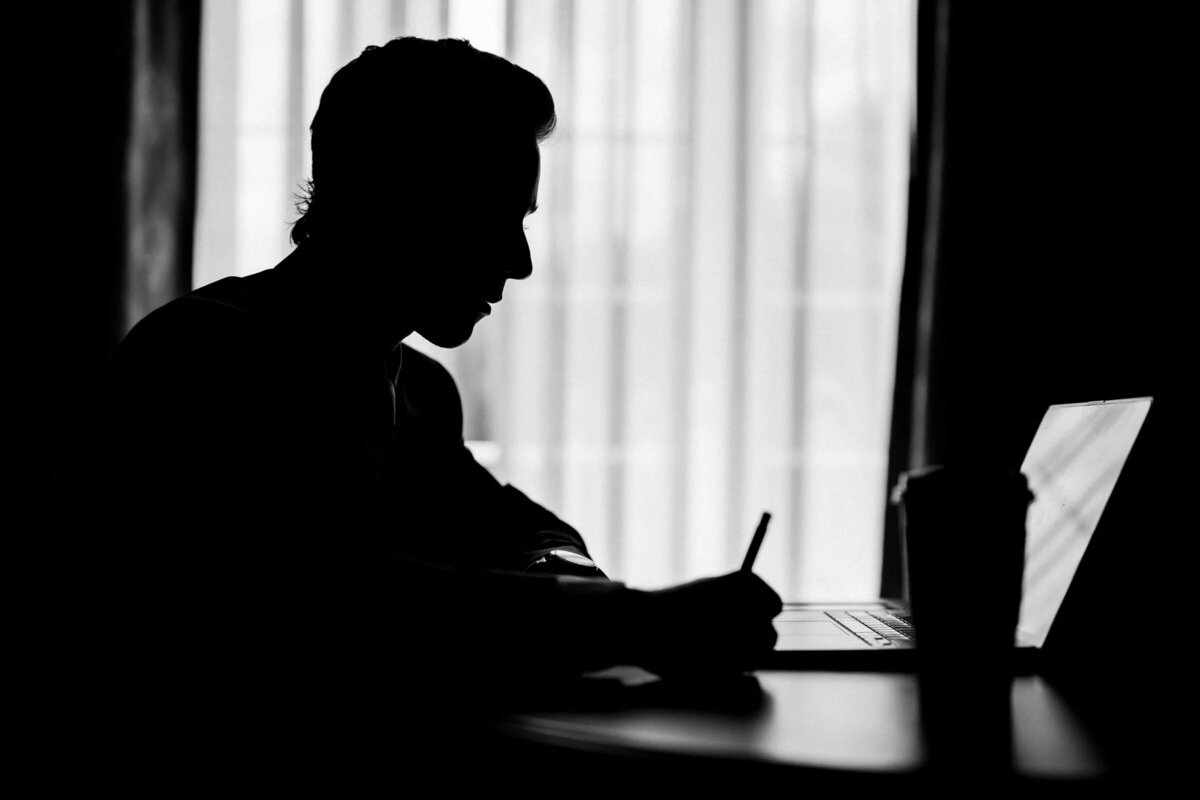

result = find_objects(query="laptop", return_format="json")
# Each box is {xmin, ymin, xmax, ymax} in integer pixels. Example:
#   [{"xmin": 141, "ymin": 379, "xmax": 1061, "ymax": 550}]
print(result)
[{"xmin": 762, "ymin": 397, "xmax": 1154, "ymax": 670}]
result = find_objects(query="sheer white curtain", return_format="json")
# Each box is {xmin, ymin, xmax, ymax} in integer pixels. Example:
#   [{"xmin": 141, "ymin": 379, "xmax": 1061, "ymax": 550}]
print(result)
[{"xmin": 195, "ymin": 0, "xmax": 914, "ymax": 599}]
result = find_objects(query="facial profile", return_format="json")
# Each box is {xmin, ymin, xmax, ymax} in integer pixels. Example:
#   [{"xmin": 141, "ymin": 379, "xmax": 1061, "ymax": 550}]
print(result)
[
  {"xmin": 403, "ymin": 137, "xmax": 541, "ymax": 348},
  {"xmin": 292, "ymin": 37, "xmax": 557, "ymax": 350}
]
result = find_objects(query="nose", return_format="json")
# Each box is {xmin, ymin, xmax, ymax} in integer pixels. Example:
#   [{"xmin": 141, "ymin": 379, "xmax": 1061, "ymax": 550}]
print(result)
[{"xmin": 506, "ymin": 228, "xmax": 533, "ymax": 281}]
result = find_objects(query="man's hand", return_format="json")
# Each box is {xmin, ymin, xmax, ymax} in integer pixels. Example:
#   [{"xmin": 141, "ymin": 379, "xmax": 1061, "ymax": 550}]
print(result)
[{"xmin": 627, "ymin": 570, "xmax": 782, "ymax": 677}]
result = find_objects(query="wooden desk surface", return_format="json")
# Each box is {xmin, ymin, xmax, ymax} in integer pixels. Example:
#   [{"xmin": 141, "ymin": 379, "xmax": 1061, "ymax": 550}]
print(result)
[{"xmin": 495, "ymin": 669, "xmax": 1105, "ymax": 780}]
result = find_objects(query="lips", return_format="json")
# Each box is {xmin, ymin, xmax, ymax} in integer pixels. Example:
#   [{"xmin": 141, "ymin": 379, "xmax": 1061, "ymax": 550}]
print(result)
[
  {"xmin": 479, "ymin": 290, "xmax": 503, "ymax": 314},
  {"xmin": 474, "ymin": 286, "xmax": 504, "ymax": 316}
]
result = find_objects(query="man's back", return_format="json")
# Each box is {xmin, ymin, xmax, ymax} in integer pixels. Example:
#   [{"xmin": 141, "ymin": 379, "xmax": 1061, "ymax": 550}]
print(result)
[
  {"xmin": 107, "ymin": 266, "xmax": 385, "ymax": 528},
  {"xmin": 75, "ymin": 255, "xmax": 607, "ymax": 664},
  {"xmin": 99, "ymin": 264, "xmax": 552, "ymax": 547}
]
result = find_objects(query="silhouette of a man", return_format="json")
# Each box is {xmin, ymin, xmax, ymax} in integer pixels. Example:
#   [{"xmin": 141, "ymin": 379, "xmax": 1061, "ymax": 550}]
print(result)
[{"xmin": 83, "ymin": 37, "xmax": 780, "ymax": 775}]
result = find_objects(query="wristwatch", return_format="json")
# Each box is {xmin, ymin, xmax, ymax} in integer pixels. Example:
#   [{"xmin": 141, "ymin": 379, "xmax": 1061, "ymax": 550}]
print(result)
[{"xmin": 525, "ymin": 549, "xmax": 606, "ymax": 578}]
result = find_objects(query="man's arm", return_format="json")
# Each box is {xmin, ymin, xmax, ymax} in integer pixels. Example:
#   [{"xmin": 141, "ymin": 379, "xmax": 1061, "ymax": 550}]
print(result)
[
  {"xmin": 87, "ymin": 317, "xmax": 778, "ymax": 707},
  {"xmin": 396, "ymin": 345, "xmax": 603, "ymax": 575}
]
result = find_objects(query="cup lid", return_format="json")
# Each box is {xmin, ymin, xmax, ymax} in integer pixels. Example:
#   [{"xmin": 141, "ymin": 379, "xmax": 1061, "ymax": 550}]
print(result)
[{"xmin": 891, "ymin": 464, "xmax": 1034, "ymax": 505}]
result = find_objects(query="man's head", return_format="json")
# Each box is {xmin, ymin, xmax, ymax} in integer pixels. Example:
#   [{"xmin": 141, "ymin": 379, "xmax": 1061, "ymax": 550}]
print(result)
[{"xmin": 293, "ymin": 37, "xmax": 554, "ymax": 347}]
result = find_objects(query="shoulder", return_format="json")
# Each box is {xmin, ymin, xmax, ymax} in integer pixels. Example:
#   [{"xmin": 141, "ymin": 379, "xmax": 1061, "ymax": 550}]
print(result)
[
  {"xmin": 119, "ymin": 274, "xmax": 275, "ymax": 367},
  {"xmin": 114, "ymin": 275, "xmax": 283, "ymax": 398}
]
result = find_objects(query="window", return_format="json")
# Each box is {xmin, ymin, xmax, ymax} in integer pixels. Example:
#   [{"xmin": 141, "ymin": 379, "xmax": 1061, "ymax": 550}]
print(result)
[{"xmin": 194, "ymin": 0, "xmax": 915, "ymax": 599}]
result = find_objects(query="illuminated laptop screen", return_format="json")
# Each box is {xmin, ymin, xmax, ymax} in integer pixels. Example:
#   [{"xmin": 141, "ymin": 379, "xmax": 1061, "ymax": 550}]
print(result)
[{"xmin": 1016, "ymin": 397, "xmax": 1152, "ymax": 647}]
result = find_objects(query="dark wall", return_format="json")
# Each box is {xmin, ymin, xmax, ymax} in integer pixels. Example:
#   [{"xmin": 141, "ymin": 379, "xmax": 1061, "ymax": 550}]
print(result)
[
  {"xmin": 15, "ymin": 3, "xmax": 138, "ymax": 780},
  {"xmin": 14, "ymin": 7, "xmax": 126, "ymax": 530}
]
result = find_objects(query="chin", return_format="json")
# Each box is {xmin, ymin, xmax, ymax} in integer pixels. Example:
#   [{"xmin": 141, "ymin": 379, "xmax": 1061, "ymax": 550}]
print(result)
[{"xmin": 418, "ymin": 317, "xmax": 481, "ymax": 348}]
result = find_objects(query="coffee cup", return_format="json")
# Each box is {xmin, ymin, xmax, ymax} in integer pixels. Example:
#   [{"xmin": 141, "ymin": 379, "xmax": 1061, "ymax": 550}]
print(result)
[{"xmin": 892, "ymin": 464, "xmax": 1034, "ymax": 774}]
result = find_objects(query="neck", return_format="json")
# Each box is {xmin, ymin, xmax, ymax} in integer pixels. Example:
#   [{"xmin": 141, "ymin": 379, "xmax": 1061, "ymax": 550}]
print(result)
[{"xmin": 277, "ymin": 239, "xmax": 415, "ymax": 354}]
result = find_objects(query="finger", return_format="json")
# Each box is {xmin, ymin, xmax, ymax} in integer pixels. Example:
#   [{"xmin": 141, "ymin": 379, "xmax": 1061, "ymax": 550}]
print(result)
[
  {"xmin": 712, "ymin": 617, "xmax": 778, "ymax": 655},
  {"xmin": 760, "ymin": 621, "xmax": 779, "ymax": 650},
  {"xmin": 766, "ymin": 589, "xmax": 783, "ymax": 617},
  {"xmin": 762, "ymin": 582, "xmax": 784, "ymax": 617},
  {"xmin": 740, "ymin": 572, "xmax": 783, "ymax": 616}
]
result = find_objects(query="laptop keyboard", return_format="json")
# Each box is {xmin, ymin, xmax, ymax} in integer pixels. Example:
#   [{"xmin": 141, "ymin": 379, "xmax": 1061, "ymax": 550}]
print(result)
[{"xmin": 827, "ymin": 610, "xmax": 915, "ymax": 647}]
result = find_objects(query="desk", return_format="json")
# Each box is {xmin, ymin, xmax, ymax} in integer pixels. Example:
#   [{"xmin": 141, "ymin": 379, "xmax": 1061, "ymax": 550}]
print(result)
[{"xmin": 492, "ymin": 669, "xmax": 1107, "ymax": 788}]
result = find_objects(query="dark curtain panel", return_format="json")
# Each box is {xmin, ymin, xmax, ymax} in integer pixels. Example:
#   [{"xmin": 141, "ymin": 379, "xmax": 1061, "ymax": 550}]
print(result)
[
  {"xmin": 879, "ymin": 0, "xmax": 952, "ymax": 600},
  {"xmin": 41, "ymin": 1, "xmax": 201, "ymax": 508},
  {"xmin": 882, "ymin": 0, "xmax": 1188, "ymax": 777},
  {"xmin": 881, "ymin": 0, "xmax": 1027, "ymax": 597},
  {"xmin": 125, "ymin": 0, "xmax": 202, "ymax": 330},
  {"xmin": 881, "ymin": 2, "xmax": 1185, "ymax": 598}
]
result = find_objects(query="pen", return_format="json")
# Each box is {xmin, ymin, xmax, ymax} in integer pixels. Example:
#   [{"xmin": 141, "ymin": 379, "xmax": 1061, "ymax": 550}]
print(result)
[{"xmin": 741, "ymin": 511, "xmax": 772, "ymax": 572}]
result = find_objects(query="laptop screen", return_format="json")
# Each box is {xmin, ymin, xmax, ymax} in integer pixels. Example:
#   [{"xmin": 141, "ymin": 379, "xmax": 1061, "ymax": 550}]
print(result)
[{"xmin": 1016, "ymin": 397, "xmax": 1152, "ymax": 647}]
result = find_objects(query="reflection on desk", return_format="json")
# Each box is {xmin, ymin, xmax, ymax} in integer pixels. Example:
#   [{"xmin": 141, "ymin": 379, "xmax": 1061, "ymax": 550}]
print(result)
[{"xmin": 496, "ymin": 670, "xmax": 1104, "ymax": 780}]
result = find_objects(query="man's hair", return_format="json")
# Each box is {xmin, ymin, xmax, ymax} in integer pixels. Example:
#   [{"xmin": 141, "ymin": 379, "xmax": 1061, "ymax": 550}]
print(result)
[{"xmin": 291, "ymin": 37, "xmax": 556, "ymax": 245}]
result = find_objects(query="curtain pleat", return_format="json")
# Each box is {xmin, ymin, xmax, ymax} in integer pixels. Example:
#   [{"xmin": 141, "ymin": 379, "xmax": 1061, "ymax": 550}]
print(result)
[
  {"xmin": 124, "ymin": 0, "xmax": 203, "ymax": 333},
  {"xmin": 880, "ymin": 0, "xmax": 946, "ymax": 599},
  {"xmin": 44, "ymin": 1, "xmax": 200, "ymax": 511}
]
